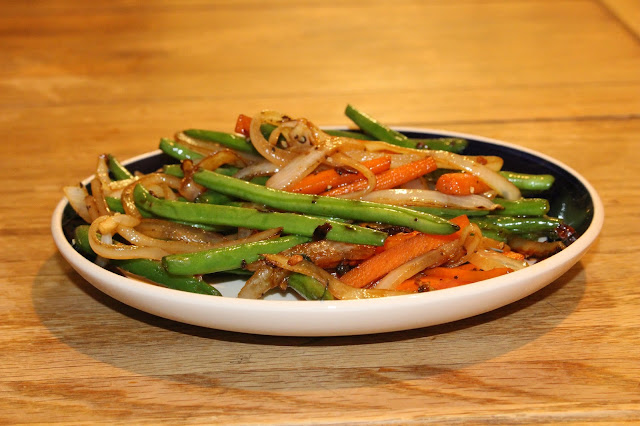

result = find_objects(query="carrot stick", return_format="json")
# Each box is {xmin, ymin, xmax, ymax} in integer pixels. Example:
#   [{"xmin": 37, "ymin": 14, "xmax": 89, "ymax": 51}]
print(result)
[
  {"xmin": 395, "ymin": 278, "xmax": 421, "ymax": 292},
  {"xmin": 288, "ymin": 157, "xmax": 392, "ymax": 194},
  {"xmin": 420, "ymin": 277, "xmax": 473, "ymax": 291},
  {"xmin": 396, "ymin": 276, "xmax": 471, "ymax": 292},
  {"xmin": 423, "ymin": 266, "xmax": 512, "ymax": 281},
  {"xmin": 435, "ymin": 172, "xmax": 491, "ymax": 195},
  {"xmin": 339, "ymin": 215, "xmax": 469, "ymax": 288},
  {"xmin": 235, "ymin": 114, "xmax": 252, "ymax": 137},
  {"xmin": 382, "ymin": 230, "xmax": 420, "ymax": 251},
  {"xmin": 322, "ymin": 156, "xmax": 438, "ymax": 197}
]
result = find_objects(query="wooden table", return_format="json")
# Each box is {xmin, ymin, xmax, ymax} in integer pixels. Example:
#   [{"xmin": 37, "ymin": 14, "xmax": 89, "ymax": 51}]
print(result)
[{"xmin": 2, "ymin": 1, "xmax": 639, "ymax": 423}]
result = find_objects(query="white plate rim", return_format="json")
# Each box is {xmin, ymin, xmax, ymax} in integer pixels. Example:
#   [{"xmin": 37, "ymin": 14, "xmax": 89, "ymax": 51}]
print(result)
[{"xmin": 51, "ymin": 128, "xmax": 604, "ymax": 336}]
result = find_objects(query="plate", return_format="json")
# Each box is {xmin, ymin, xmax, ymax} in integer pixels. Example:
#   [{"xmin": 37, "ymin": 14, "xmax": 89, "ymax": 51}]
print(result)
[{"xmin": 51, "ymin": 128, "xmax": 603, "ymax": 336}]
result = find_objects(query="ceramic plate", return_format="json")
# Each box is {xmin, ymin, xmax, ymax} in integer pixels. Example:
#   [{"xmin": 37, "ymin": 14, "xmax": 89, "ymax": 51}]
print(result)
[{"xmin": 52, "ymin": 128, "xmax": 603, "ymax": 336}]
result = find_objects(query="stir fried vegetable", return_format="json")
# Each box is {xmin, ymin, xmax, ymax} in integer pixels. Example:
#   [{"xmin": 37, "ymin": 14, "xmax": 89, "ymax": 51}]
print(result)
[{"xmin": 64, "ymin": 105, "xmax": 577, "ymax": 300}]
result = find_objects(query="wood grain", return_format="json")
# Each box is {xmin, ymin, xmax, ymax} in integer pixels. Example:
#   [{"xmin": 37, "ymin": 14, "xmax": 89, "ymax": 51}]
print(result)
[{"xmin": 1, "ymin": 0, "xmax": 638, "ymax": 424}]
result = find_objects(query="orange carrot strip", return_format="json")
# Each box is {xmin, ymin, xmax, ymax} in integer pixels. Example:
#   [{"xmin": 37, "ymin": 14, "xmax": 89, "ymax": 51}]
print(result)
[
  {"xmin": 435, "ymin": 172, "xmax": 492, "ymax": 196},
  {"xmin": 423, "ymin": 266, "xmax": 512, "ymax": 281},
  {"xmin": 396, "ymin": 277, "xmax": 472, "ymax": 292},
  {"xmin": 421, "ymin": 277, "xmax": 473, "ymax": 291},
  {"xmin": 322, "ymin": 156, "xmax": 438, "ymax": 197},
  {"xmin": 339, "ymin": 215, "xmax": 469, "ymax": 288},
  {"xmin": 235, "ymin": 114, "xmax": 252, "ymax": 137},
  {"xmin": 396, "ymin": 279, "xmax": 421, "ymax": 292},
  {"xmin": 382, "ymin": 230, "xmax": 420, "ymax": 251},
  {"xmin": 288, "ymin": 157, "xmax": 392, "ymax": 194}
]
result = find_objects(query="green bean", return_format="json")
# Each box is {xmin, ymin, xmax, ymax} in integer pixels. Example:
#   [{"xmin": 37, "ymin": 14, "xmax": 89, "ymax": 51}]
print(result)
[
  {"xmin": 107, "ymin": 154, "xmax": 134, "ymax": 180},
  {"xmin": 345, "ymin": 104, "xmax": 414, "ymax": 148},
  {"xmin": 411, "ymin": 206, "xmax": 490, "ymax": 218},
  {"xmin": 163, "ymin": 235, "xmax": 310, "ymax": 275},
  {"xmin": 411, "ymin": 198, "xmax": 549, "ymax": 219},
  {"xmin": 345, "ymin": 105, "xmax": 467, "ymax": 153},
  {"xmin": 162, "ymin": 163, "xmax": 183, "ymax": 177},
  {"xmin": 105, "ymin": 196, "xmax": 153, "ymax": 217},
  {"xmin": 477, "ymin": 228, "xmax": 508, "ymax": 242},
  {"xmin": 105, "ymin": 196, "xmax": 231, "ymax": 232},
  {"xmin": 324, "ymin": 129, "xmax": 376, "ymax": 140},
  {"xmin": 133, "ymin": 185, "xmax": 388, "ymax": 246},
  {"xmin": 499, "ymin": 171, "xmax": 555, "ymax": 191},
  {"xmin": 163, "ymin": 162, "xmax": 267, "ymax": 185},
  {"xmin": 492, "ymin": 198, "xmax": 550, "ymax": 216},
  {"xmin": 259, "ymin": 123, "xmax": 285, "ymax": 142},
  {"xmin": 287, "ymin": 273, "xmax": 333, "ymax": 300},
  {"xmin": 182, "ymin": 129, "xmax": 259, "ymax": 154},
  {"xmin": 73, "ymin": 225, "xmax": 221, "ymax": 296},
  {"xmin": 195, "ymin": 190, "xmax": 236, "ymax": 205},
  {"xmin": 192, "ymin": 170, "xmax": 458, "ymax": 235},
  {"xmin": 471, "ymin": 216, "xmax": 561, "ymax": 235},
  {"xmin": 410, "ymin": 138, "xmax": 468, "ymax": 153},
  {"xmin": 159, "ymin": 138, "xmax": 204, "ymax": 161},
  {"xmin": 116, "ymin": 258, "xmax": 222, "ymax": 295},
  {"xmin": 163, "ymin": 163, "xmax": 240, "ymax": 178},
  {"xmin": 73, "ymin": 224, "xmax": 95, "ymax": 257}
]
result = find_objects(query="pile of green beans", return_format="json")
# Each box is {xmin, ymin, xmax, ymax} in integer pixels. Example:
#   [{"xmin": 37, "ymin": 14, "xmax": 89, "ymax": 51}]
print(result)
[{"xmin": 66, "ymin": 105, "xmax": 570, "ymax": 300}]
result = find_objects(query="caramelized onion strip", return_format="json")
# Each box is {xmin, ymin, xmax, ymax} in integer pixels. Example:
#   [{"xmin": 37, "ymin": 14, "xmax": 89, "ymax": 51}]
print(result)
[{"xmin": 88, "ymin": 215, "xmax": 170, "ymax": 260}]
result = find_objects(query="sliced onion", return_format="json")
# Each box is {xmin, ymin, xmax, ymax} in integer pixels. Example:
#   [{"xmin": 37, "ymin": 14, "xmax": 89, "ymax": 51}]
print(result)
[
  {"xmin": 400, "ymin": 177, "xmax": 429, "ymax": 190},
  {"xmin": 249, "ymin": 111, "xmax": 298, "ymax": 166},
  {"xmin": 135, "ymin": 219, "xmax": 226, "ymax": 244},
  {"xmin": 361, "ymin": 189, "xmax": 499, "ymax": 210},
  {"xmin": 237, "ymin": 265, "xmax": 289, "ymax": 299},
  {"xmin": 429, "ymin": 151, "xmax": 521, "ymax": 200},
  {"xmin": 197, "ymin": 150, "xmax": 245, "ymax": 171},
  {"xmin": 464, "ymin": 155, "xmax": 503, "ymax": 171},
  {"xmin": 468, "ymin": 249, "xmax": 528, "ymax": 271},
  {"xmin": 84, "ymin": 194, "xmax": 100, "ymax": 222},
  {"xmin": 445, "ymin": 223, "xmax": 483, "ymax": 267},
  {"xmin": 88, "ymin": 215, "xmax": 170, "ymax": 260},
  {"xmin": 95, "ymin": 154, "xmax": 112, "ymax": 187},
  {"xmin": 116, "ymin": 225, "xmax": 216, "ymax": 254},
  {"xmin": 88, "ymin": 177, "xmax": 110, "ymax": 217},
  {"xmin": 233, "ymin": 160, "xmax": 279, "ymax": 180},
  {"xmin": 120, "ymin": 173, "xmax": 182, "ymax": 218},
  {"xmin": 266, "ymin": 147, "xmax": 329, "ymax": 190},
  {"xmin": 64, "ymin": 185, "xmax": 92, "ymax": 223}
]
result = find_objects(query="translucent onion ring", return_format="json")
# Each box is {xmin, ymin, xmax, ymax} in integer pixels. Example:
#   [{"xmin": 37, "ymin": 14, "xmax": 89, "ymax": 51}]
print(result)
[{"xmin": 249, "ymin": 111, "xmax": 298, "ymax": 166}]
